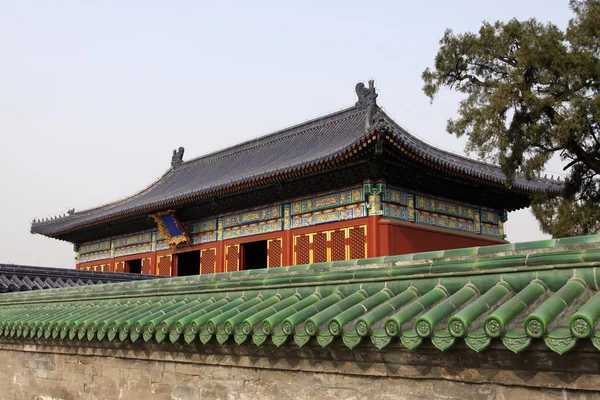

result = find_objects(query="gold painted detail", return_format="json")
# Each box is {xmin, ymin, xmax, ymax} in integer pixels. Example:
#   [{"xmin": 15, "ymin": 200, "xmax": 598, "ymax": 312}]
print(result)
[
  {"xmin": 114, "ymin": 233, "xmax": 152, "ymax": 248},
  {"xmin": 386, "ymin": 185, "xmax": 504, "ymax": 237},
  {"xmin": 79, "ymin": 251, "xmax": 111, "ymax": 263},
  {"xmin": 149, "ymin": 211, "xmax": 190, "ymax": 250},
  {"xmin": 191, "ymin": 231, "xmax": 217, "ymax": 245},
  {"xmin": 283, "ymin": 205, "xmax": 291, "ymax": 230},
  {"xmin": 291, "ymin": 187, "xmax": 364, "ymax": 216},
  {"xmin": 114, "ymin": 244, "xmax": 152, "ymax": 258},
  {"xmin": 292, "ymin": 204, "xmax": 364, "ymax": 229},
  {"xmin": 186, "ymin": 219, "xmax": 217, "ymax": 234},
  {"xmin": 223, "ymin": 220, "xmax": 282, "ymax": 240},
  {"xmin": 223, "ymin": 206, "xmax": 281, "ymax": 228},
  {"xmin": 79, "ymin": 240, "xmax": 111, "ymax": 254},
  {"xmin": 364, "ymin": 182, "xmax": 385, "ymax": 216}
]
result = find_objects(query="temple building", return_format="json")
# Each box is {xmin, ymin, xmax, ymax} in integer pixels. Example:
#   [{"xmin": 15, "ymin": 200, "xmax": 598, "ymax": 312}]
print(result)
[{"xmin": 31, "ymin": 81, "xmax": 560, "ymax": 277}]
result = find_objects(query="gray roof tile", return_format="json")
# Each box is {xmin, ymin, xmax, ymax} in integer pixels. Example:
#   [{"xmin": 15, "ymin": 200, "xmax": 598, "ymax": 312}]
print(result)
[
  {"xmin": 0, "ymin": 264, "xmax": 161, "ymax": 293},
  {"xmin": 31, "ymin": 83, "xmax": 561, "ymax": 237}
]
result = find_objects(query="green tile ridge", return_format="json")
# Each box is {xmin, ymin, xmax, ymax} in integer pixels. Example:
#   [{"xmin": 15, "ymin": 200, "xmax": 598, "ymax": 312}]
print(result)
[
  {"xmin": 0, "ymin": 235, "xmax": 599, "ymax": 356},
  {"xmin": 0, "ymin": 234, "xmax": 597, "ymax": 307}
]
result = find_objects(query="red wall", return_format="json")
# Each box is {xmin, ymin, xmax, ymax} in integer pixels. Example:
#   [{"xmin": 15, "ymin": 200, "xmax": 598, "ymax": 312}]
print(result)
[
  {"xmin": 378, "ymin": 219, "xmax": 506, "ymax": 256},
  {"xmin": 78, "ymin": 217, "xmax": 507, "ymax": 273}
]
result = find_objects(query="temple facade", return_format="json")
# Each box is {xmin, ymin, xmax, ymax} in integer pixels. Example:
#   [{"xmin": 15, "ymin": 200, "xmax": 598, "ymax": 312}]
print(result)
[{"xmin": 31, "ymin": 81, "xmax": 560, "ymax": 277}]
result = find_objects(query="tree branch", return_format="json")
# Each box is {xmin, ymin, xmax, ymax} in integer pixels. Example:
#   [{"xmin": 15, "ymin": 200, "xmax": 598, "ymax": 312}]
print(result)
[
  {"xmin": 573, "ymin": 144, "xmax": 600, "ymax": 174},
  {"xmin": 563, "ymin": 159, "xmax": 581, "ymax": 170}
]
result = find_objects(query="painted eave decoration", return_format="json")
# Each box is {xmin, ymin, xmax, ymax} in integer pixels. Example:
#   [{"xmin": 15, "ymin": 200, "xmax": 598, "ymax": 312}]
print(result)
[
  {"xmin": 0, "ymin": 235, "xmax": 599, "ymax": 356},
  {"xmin": 149, "ymin": 211, "xmax": 190, "ymax": 250},
  {"xmin": 30, "ymin": 80, "xmax": 562, "ymax": 239}
]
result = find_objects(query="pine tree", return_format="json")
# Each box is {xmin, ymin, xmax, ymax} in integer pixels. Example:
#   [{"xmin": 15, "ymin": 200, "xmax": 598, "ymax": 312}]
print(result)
[{"xmin": 423, "ymin": 0, "xmax": 600, "ymax": 236}]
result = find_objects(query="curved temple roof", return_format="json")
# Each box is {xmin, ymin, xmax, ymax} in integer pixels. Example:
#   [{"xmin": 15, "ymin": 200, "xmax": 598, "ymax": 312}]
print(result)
[
  {"xmin": 0, "ymin": 235, "xmax": 598, "ymax": 356},
  {"xmin": 31, "ymin": 82, "xmax": 561, "ymax": 238}
]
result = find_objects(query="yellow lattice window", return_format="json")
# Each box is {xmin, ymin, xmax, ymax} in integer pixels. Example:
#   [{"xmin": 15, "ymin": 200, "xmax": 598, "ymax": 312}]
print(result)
[
  {"xmin": 157, "ymin": 255, "xmax": 172, "ymax": 276},
  {"xmin": 294, "ymin": 235, "xmax": 311, "ymax": 265},
  {"xmin": 267, "ymin": 239, "xmax": 282, "ymax": 268},
  {"xmin": 313, "ymin": 232, "xmax": 328, "ymax": 263},
  {"xmin": 141, "ymin": 258, "xmax": 151, "ymax": 274},
  {"xmin": 115, "ymin": 261, "xmax": 125, "ymax": 273},
  {"xmin": 225, "ymin": 244, "xmax": 240, "ymax": 272},
  {"xmin": 330, "ymin": 230, "xmax": 346, "ymax": 261},
  {"xmin": 201, "ymin": 248, "xmax": 217, "ymax": 274},
  {"xmin": 349, "ymin": 226, "xmax": 367, "ymax": 260},
  {"xmin": 293, "ymin": 225, "xmax": 367, "ymax": 265}
]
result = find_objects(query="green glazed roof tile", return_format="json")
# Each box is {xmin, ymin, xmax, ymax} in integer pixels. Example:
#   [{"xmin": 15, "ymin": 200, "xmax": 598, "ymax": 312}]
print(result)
[
  {"xmin": 515, "ymin": 239, "xmax": 556, "ymax": 251},
  {"xmin": 556, "ymin": 235, "xmax": 600, "ymax": 247},
  {"xmin": 442, "ymin": 246, "xmax": 480, "ymax": 258},
  {"xmin": 0, "ymin": 235, "xmax": 599, "ymax": 355},
  {"xmin": 477, "ymin": 243, "xmax": 515, "ymax": 255},
  {"xmin": 412, "ymin": 250, "xmax": 445, "ymax": 261}
]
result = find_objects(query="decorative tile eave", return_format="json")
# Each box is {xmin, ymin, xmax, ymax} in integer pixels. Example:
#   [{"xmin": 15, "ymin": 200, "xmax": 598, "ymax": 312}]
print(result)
[
  {"xmin": 0, "ymin": 235, "xmax": 599, "ymax": 355},
  {"xmin": 382, "ymin": 132, "xmax": 557, "ymax": 198}
]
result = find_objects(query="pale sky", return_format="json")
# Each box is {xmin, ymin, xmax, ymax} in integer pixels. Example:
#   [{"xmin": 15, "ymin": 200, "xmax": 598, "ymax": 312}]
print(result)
[{"xmin": 0, "ymin": 1, "xmax": 571, "ymax": 268}]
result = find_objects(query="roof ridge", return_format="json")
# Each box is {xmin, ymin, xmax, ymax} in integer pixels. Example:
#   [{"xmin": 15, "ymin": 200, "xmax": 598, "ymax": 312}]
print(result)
[{"xmin": 177, "ymin": 106, "xmax": 365, "ymax": 169}]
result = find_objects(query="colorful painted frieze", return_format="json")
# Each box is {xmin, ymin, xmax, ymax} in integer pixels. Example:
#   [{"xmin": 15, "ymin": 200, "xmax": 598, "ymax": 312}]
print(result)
[
  {"xmin": 416, "ymin": 211, "xmax": 475, "ymax": 233},
  {"xmin": 475, "ymin": 212, "xmax": 481, "ymax": 234},
  {"xmin": 79, "ymin": 240, "xmax": 111, "ymax": 254},
  {"xmin": 291, "ymin": 187, "xmax": 363, "ymax": 215},
  {"xmin": 382, "ymin": 204, "xmax": 413, "ymax": 221},
  {"xmin": 155, "ymin": 241, "xmax": 170, "ymax": 251},
  {"xmin": 191, "ymin": 231, "xmax": 218, "ymax": 245},
  {"xmin": 186, "ymin": 219, "xmax": 217, "ymax": 234},
  {"xmin": 223, "ymin": 206, "xmax": 282, "ymax": 228},
  {"xmin": 480, "ymin": 210, "xmax": 500, "ymax": 225},
  {"xmin": 114, "ymin": 233, "xmax": 152, "ymax": 248},
  {"xmin": 292, "ymin": 204, "xmax": 365, "ymax": 228},
  {"xmin": 481, "ymin": 224, "xmax": 503, "ymax": 237},
  {"xmin": 283, "ymin": 205, "xmax": 291, "ymax": 230},
  {"xmin": 79, "ymin": 250, "xmax": 111, "ymax": 263},
  {"xmin": 385, "ymin": 188, "xmax": 411, "ymax": 206},
  {"xmin": 415, "ymin": 196, "xmax": 476, "ymax": 220},
  {"xmin": 114, "ymin": 243, "xmax": 152, "ymax": 258},
  {"xmin": 223, "ymin": 220, "xmax": 283, "ymax": 240}
]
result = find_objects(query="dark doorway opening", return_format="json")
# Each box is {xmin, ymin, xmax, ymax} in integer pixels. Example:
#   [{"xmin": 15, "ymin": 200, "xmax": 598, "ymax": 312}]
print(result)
[
  {"xmin": 125, "ymin": 259, "xmax": 142, "ymax": 274},
  {"xmin": 176, "ymin": 250, "xmax": 200, "ymax": 276},
  {"xmin": 241, "ymin": 240, "xmax": 268, "ymax": 270}
]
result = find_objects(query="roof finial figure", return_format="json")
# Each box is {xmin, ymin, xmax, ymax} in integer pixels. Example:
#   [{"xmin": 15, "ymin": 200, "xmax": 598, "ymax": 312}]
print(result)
[
  {"xmin": 355, "ymin": 80, "xmax": 377, "ymax": 109},
  {"xmin": 171, "ymin": 147, "xmax": 185, "ymax": 168}
]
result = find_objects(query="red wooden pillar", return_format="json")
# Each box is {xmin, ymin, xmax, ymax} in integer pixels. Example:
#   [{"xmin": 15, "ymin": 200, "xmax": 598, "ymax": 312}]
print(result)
[
  {"xmin": 216, "ymin": 240, "xmax": 225, "ymax": 273},
  {"xmin": 367, "ymin": 215, "xmax": 381, "ymax": 258},
  {"xmin": 282, "ymin": 204, "xmax": 293, "ymax": 266},
  {"xmin": 215, "ymin": 217, "xmax": 225, "ymax": 273},
  {"xmin": 283, "ymin": 230, "xmax": 292, "ymax": 267},
  {"xmin": 149, "ymin": 251, "xmax": 157, "ymax": 275}
]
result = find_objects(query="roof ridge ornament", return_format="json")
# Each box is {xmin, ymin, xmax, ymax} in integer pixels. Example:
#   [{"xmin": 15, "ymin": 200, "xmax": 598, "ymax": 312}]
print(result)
[
  {"xmin": 171, "ymin": 147, "xmax": 185, "ymax": 168},
  {"xmin": 355, "ymin": 80, "xmax": 378, "ymax": 130},
  {"xmin": 355, "ymin": 80, "xmax": 377, "ymax": 108}
]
